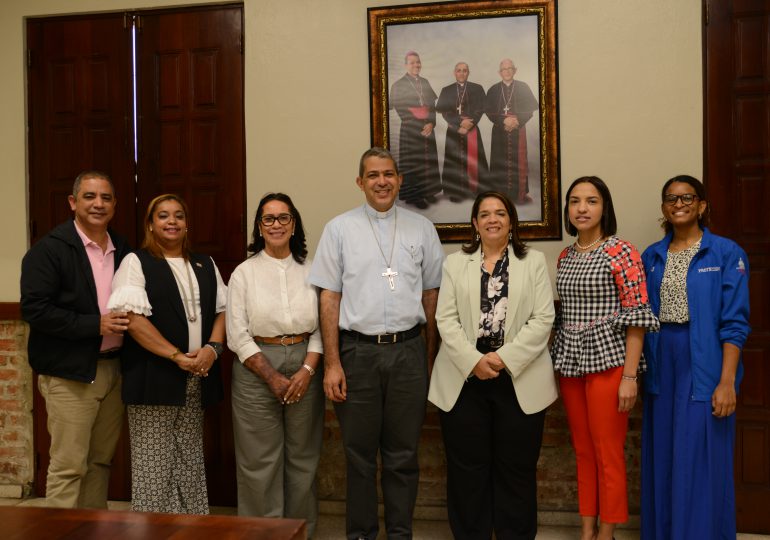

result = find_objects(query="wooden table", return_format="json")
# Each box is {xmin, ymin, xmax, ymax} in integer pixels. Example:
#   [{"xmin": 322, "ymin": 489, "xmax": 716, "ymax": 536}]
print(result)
[{"xmin": 2, "ymin": 506, "xmax": 306, "ymax": 539}]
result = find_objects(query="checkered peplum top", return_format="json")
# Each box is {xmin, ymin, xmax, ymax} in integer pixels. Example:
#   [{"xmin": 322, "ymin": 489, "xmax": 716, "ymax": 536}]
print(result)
[{"xmin": 551, "ymin": 236, "xmax": 660, "ymax": 378}]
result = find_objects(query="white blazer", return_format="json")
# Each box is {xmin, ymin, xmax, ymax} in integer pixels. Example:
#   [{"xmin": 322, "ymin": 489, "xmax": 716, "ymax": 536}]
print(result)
[{"xmin": 428, "ymin": 246, "xmax": 558, "ymax": 414}]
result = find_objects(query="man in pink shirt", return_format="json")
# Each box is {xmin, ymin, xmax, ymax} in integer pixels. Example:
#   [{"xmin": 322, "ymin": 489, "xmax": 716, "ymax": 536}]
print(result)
[{"xmin": 21, "ymin": 171, "xmax": 131, "ymax": 508}]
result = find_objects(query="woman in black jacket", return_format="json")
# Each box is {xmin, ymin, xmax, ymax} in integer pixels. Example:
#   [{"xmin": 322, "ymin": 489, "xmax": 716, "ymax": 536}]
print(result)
[{"xmin": 108, "ymin": 194, "xmax": 227, "ymax": 514}]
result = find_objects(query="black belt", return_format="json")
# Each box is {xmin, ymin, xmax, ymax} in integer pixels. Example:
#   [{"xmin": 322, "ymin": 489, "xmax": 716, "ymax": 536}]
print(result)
[
  {"xmin": 98, "ymin": 348, "xmax": 121, "ymax": 359},
  {"xmin": 341, "ymin": 325, "xmax": 421, "ymax": 345}
]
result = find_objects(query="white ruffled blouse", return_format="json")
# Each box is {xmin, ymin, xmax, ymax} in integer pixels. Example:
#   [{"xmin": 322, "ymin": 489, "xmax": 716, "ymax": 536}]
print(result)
[{"xmin": 107, "ymin": 253, "xmax": 227, "ymax": 351}]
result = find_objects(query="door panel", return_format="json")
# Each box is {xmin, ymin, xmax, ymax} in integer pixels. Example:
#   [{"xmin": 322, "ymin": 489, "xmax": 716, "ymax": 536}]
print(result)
[
  {"xmin": 26, "ymin": 13, "xmax": 135, "ymax": 501},
  {"xmin": 136, "ymin": 5, "xmax": 245, "ymax": 279},
  {"xmin": 136, "ymin": 5, "xmax": 245, "ymax": 506},
  {"xmin": 705, "ymin": 0, "xmax": 770, "ymax": 532},
  {"xmin": 27, "ymin": 14, "xmax": 136, "ymax": 246}
]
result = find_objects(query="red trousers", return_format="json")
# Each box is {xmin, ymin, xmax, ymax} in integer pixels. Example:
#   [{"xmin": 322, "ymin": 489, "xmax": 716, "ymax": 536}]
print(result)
[{"xmin": 560, "ymin": 367, "xmax": 629, "ymax": 523}]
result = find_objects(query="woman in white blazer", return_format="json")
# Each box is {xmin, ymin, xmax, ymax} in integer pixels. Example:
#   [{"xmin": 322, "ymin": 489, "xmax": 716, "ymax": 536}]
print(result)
[{"xmin": 428, "ymin": 191, "xmax": 557, "ymax": 540}]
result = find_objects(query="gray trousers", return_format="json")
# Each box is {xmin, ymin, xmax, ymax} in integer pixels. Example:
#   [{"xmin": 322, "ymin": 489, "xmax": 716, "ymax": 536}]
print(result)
[
  {"xmin": 334, "ymin": 334, "xmax": 428, "ymax": 540},
  {"xmin": 231, "ymin": 342, "xmax": 324, "ymax": 537}
]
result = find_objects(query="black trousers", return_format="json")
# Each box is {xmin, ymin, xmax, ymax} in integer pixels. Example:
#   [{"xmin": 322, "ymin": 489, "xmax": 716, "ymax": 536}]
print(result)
[
  {"xmin": 439, "ymin": 370, "xmax": 545, "ymax": 540},
  {"xmin": 334, "ymin": 333, "xmax": 428, "ymax": 540}
]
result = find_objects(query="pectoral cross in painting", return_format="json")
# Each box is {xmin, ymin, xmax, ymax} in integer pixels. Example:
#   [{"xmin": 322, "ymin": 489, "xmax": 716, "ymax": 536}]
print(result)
[{"xmin": 382, "ymin": 267, "xmax": 398, "ymax": 291}]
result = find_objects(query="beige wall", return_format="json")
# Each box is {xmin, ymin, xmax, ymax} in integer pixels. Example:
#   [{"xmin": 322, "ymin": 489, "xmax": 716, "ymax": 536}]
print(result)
[{"xmin": 0, "ymin": 0, "xmax": 702, "ymax": 300}]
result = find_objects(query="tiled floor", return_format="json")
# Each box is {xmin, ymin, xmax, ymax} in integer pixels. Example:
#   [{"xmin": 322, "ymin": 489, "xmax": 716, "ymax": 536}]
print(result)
[{"xmin": 3, "ymin": 498, "xmax": 769, "ymax": 539}]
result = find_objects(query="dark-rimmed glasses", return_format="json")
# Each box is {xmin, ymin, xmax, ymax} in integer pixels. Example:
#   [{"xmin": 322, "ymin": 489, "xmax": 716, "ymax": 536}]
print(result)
[
  {"xmin": 663, "ymin": 194, "xmax": 699, "ymax": 206},
  {"xmin": 260, "ymin": 213, "xmax": 293, "ymax": 226}
]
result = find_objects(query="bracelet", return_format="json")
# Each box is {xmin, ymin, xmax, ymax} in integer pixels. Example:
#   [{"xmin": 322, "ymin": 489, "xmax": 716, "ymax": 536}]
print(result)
[
  {"xmin": 169, "ymin": 348, "xmax": 181, "ymax": 361},
  {"xmin": 621, "ymin": 374, "xmax": 638, "ymax": 382},
  {"xmin": 204, "ymin": 343, "xmax": 220, "ymax": 360},
  {"xmin": 302, "ymin": 363, "xmax": 316, "ymax": 376}
]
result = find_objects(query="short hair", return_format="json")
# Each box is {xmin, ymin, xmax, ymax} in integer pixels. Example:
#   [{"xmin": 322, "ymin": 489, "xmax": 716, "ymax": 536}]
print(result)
[
  {"xmin": 455, "ymin": 61, "xmax": 469, "ymax": 70},
  {"xmin": 660, "ymin": 174, "xmax": 710, "ymax": 234},
  {"xmin": 72, "ymin": 170, "xmax": 114, "ymax": 198},
  {"xmin": 563, "ymin": 176, "xmax": 618, "ymax": 237},
  {"xmin": 358, "ymin": 147, "xmax": 399, "ymax": 177},
  {"xmin": 499, "ymin": 58, "xmax": 516, "ymax": 70},
  {"xmin": 404, "ymin": 51, "xmax": 420, "ymax": 63},
  {"xmin": 141, "ymin": 194, "xmax": 192, "ymax": 260},
  {"xmin": 462, "ymin": 191, "xmax": 528, "ymax": 259},
  {"xmin": 247, "ymin": 192, "xmax": 308, "ymax": 264}
]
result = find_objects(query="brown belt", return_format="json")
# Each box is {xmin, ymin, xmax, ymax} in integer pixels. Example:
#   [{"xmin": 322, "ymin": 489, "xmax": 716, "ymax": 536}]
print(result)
[{"xmin": 253, "ymin": 333, "xmax": 311, "ymax": 346}]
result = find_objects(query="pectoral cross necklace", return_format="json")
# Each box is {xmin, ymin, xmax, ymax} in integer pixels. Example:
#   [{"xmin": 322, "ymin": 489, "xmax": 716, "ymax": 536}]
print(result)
[
  {"xmin": 365, "ymin": 206, "xmax": 398, "ymax": 291},
  {"xmin": 501, "ymin": 83, "xmax": 514, "ymax": 115},
  {"xmin": 456, "ymin": 83, "xmax": 467, "ymax": 115}
]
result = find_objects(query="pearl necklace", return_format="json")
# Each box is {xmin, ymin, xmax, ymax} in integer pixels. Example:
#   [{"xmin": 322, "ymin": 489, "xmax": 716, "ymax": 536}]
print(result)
[{"xmin": 575, "ymin": 235, "xmax": 603, "ymax": 250}]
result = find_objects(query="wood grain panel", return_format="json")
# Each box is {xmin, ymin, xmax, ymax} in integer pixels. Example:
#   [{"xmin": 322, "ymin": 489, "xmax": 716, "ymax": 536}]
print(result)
[
  {"xmin": 738, "ymin": 425, "xmax": 769, "ymax": 485},
  {"xmin": 735, "ymin": 96, "xmax": 766, "ymax": 160},
  {"xmin": 735, "ymin": 15, "xmax": 765, "ymax": 80}
]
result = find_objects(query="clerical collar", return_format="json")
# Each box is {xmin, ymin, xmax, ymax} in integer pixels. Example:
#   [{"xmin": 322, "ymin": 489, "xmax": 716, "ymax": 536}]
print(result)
[
  {"xmin": 503, "ymin": 81, "xmax": 514, "ymax": 87},
  {"xmin": 457, "ymin": 82, "xmax": 465, "ymax": 87},
  {"xmin": 364, "ymin": 203, "xmax": 396, "ymax": 220}
]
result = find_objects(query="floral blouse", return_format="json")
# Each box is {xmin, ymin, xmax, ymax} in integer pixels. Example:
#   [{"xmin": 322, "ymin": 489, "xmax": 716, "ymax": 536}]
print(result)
[
  {"xmin": 477, "ymin": 250, "xmax": 509, "ymax": 349},
  {"xmin": 659, "ymin": 240, "xmax": 700, "ymax": 323},
  {"xmin": 551, "ymin": 236, "xmax": 659, "ymax": 377}
]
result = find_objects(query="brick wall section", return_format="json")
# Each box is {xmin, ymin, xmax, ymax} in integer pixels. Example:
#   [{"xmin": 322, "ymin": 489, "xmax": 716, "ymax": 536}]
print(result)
[
  {"xmin": 0, "ymin": 321, "xmax": 33, "ymax": 492},
  {"xmin": 317, "ymin": 396, "xmax": 643, "ymax": 514}
]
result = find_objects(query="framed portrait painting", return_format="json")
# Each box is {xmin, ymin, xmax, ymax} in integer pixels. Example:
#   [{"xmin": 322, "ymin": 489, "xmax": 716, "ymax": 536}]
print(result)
[{"xmin": 368, "ymin": 0, "xmax": 560, "ymax": 241}]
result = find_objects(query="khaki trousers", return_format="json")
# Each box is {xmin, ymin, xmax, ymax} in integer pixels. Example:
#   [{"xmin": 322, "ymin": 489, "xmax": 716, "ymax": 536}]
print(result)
[{"xmin": 34, "ymin": 358, "xmax": 123, "ymax": 508}]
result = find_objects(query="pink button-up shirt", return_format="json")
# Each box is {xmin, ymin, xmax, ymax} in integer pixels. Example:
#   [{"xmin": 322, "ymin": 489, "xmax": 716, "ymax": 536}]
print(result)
[{"xmin": 73, "ymin": 222, "xmax": 123, "ymax": 351}]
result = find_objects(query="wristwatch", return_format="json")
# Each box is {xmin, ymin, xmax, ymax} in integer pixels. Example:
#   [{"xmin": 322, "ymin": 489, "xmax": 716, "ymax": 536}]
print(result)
[{"xmin": 206, "ymin": 341, "xmax": 224, "ymax": 359}]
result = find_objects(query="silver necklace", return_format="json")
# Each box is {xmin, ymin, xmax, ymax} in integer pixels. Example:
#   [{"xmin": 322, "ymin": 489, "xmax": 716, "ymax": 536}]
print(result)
[
  {"xmin": 574, "ymin": 235, "xmax": 604, "ymax": 250},
  {"xmin": 364, "ymin": 206, "xmax": 398, "ymax": 291},
  {"xmin": 167, "ymin": 258, "xmax": 198, "ymax": 322}
]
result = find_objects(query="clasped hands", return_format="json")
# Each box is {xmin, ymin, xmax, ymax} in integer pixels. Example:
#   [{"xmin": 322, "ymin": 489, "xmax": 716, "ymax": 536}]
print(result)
[
  {"xmin": 503, "ymin": 116, "xmax": 520, "ymax": 132},
  {"xmin": 267, "ymin": 365, "xmax": 312, "ymax": 406},
  {"xmin": 472, "ymin": 352, "xmax": 505, "ymax": 380},
  {"xmin": 172, "ymin": 346, "xmax": 216, "ymax": 378}
]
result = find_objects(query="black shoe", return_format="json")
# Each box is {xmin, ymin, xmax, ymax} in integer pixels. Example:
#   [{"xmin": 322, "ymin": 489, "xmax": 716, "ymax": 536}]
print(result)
[
  {"xmin": 414, "ymin": 198, "xmax": 428, "ymax": 209},
  {"xmin": 425, "ymin": 195, "xmax": 438, "ymax": 204},
  {"xmin": 449, "ymin": 196, "xmax": 463, "ymax": 203}
]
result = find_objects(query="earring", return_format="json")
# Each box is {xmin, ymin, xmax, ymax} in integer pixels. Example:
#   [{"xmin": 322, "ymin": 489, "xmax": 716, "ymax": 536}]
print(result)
[
  {"xmin": 475, "ymin": 233, "xmax": 480, "ymax": 241},
  {"xmin": 508, "ymin": 231, "xmax": 512, "ymax": 240},
  {"xmin": 149, "ymin": 226, "xmax": 153, "ymax": 232}
]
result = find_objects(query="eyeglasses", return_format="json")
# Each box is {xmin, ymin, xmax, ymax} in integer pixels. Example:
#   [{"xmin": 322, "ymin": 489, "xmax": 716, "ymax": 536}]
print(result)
[
  {"xmin": 260, "ymin": 213, "xmax": 293, "ymax": 226},
  {"xmin": 663, "ymin": 194, "xmax": 699, "ymax": 206}
]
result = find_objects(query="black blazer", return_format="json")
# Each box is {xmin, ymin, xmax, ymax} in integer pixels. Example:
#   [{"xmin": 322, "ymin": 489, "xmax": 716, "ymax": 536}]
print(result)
[
  {"xmin": 121, "ymin": 249, "xmax": 223, "ymax": 408},
  {"xmin": 21, "ymin": 220, "xmax": 130, "ymax": 382}
]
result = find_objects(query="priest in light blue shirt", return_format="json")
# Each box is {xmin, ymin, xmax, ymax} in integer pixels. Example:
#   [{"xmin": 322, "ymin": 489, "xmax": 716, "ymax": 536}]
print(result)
[{"xmin": 309, "ymin": 147, "xmax": 443, "ymax": 540}]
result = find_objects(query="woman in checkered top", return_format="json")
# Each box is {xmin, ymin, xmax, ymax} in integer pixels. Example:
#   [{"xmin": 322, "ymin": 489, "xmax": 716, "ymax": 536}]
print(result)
[{"xmin": 551, "ymin": 176, "xmax": 659, "ymax": 540}]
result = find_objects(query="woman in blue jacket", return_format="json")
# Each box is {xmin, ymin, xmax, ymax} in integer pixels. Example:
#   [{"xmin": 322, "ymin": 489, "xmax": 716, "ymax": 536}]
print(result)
[{"xmin": 641, "ymin": 175, "xmax": 750, "ymax": 540}]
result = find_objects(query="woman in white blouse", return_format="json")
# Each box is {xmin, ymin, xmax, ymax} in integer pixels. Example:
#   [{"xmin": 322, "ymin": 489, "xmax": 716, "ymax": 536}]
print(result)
[
  {"xmin": 108, "ymin": 194, "xmax": 227, "ymax": 514},
  {"xmin": 226, "ymin": 193, "xmax": 323, "ymax": 535}
]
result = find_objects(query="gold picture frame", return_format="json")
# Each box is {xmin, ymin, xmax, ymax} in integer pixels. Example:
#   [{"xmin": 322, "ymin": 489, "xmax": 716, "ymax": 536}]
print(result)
[{"xmin": 368, "ymin": 0, "xmax": 560, "ymax": 241}]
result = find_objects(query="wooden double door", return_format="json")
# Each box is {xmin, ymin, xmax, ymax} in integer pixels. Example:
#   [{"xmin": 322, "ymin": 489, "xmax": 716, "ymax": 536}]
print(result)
[
  {"xmin": 26, "ymin": 4, "xmax": 244, "ymax": 506},
  {"xmin": 705, "ymin": 0, "xmax": 770, "ymax": 533}
]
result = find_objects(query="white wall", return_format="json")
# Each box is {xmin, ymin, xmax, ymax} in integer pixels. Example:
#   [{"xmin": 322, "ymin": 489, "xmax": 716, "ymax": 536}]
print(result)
[{"xmin": 0, "ymin": 0, "xmax": 702, "ymax": 300}]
